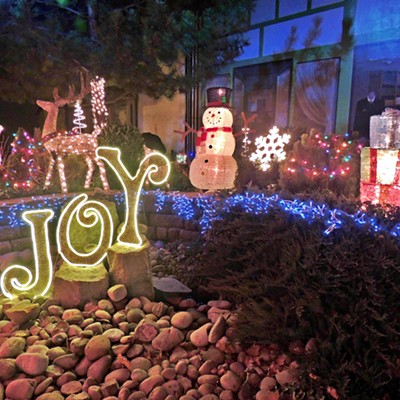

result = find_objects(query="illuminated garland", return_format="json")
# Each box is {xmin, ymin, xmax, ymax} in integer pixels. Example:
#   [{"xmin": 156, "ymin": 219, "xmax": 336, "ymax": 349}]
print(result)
[
  {"xmin": 154, "ymin": 191, "xmax": 400, "ymax": 238},
  {"xmin": 3, "ymin": 130, "xmax": 45, "ymax": 191},
  {"xmin": 4, "ymin": 190, "xmax": 400, "ymax": 243},
  {"xmin": 90, "ymin": 76, "xmax": 108, "ymax": 136},
  {"xmin": 285, "ymin": 132, "xmax": 361, "ymax": 179},
  {"xmin": 0, "ymin": 193, "xmax": 125, "ymax": 228}
]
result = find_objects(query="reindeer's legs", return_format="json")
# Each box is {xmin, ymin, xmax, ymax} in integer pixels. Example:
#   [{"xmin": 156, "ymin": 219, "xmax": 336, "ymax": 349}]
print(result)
[
  {"xmin": 57, "ymin": 154, "xmax": 68, "ymax": 194},
  {"xmin": 95, "ymin": 157, "xmax": 110, "ymax": 191},
  {"xmin": 44, "ymin": 153, "xmax": 56, "ymax": 189},
  {"xmin": 84, "ymin": 154, "xmax": 95, "ymax": 189}
]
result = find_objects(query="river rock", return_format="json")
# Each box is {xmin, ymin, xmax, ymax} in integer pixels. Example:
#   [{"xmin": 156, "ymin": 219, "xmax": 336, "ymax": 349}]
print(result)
[
  {"xmin": 5, "ymin": 378, "xmax": 36, "ymax": 400},
  {"xmin": 56, "ymin": 372, "xmax": 76, "ymax": 389},
  {"xmin": 103, "ymin": 328, "xmax": 124, "ymax": 342},
  {"xmin": 220, "ymin": 371, "xmax": 243, "ymax": 392},
  {"xmin": 260, "ymin": 376, "xmax": 277, "ymax": 391},
  {"xmin": 60, "ymin": 380, "xmax": 83, "ymax": 395},
  {"xmin": 275, "ymin": 369, "xmax": 297, "ymax": 386},
  {"xmin": 105, "ymin": 368, "xmax": 131, "ymax": 383},
  {"xmin": 0, "ymin": 358, "xmax": 17, "ymax": 380},
  {"xmin": 190, "ymin": 323, "xmax": 212, "ymax": 347},
  {"xmin": 135, "ymin": 322, "xmax": 159, "ymax": 342},
  {"xmin": 126, "ymin": 308, "xmax": 145, "ymax": 323},
  {"xmin": 152, "ymin": 327, "xmax": 184, "ymax": 352},
  {"xmin": 16, "ymin": 352, "xmax": 49, "ymax": 376},
  {"xmin": 0, "ymin": 336, "xmax": 25, "ymax": 357},
  {"xmin": 130, "ymin": 357, "xmax": 152, "ymax": 371},
  {"xmin": 53, "ymin": 354, "xmax": 80, "ymax": 370},
  {"xmin": 171, "ymin": 311, "xmax": 193, "ymax": 329},
  {"xmin": 37, "ymin": 391, "xmax": 65, "ymax": 400},
  {"xmin": 87, "ymin": 355, "xmax": 113, "ymax": 383},
  {"xmin": 208, "ymin": 316, "xmax": 226, "ymax": 344},
  {"xmin": 139, "ymin": 375, "xmax": 165, "ymax": 395},
  {"xmin": 85, "ymin": 335, "xmax": 111, "ymax": 361},
  {"xmin": 4, "ymin": 301, "xmax": 40, "ymax": 325},
  {"xmin": 255, "ymin": 390, "xmax": 280, "ymax": 400}
]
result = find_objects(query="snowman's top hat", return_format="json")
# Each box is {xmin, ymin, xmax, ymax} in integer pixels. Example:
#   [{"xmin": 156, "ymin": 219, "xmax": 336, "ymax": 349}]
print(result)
[{"xmin": 206, "ymin": 87, "xmax": 232, "ymax": 108}]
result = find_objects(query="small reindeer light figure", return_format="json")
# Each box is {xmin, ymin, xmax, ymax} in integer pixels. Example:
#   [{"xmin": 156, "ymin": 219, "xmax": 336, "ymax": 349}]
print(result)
[{"xmin": 36, "ymin": 73, "xmax": 109, "ymax": 193}]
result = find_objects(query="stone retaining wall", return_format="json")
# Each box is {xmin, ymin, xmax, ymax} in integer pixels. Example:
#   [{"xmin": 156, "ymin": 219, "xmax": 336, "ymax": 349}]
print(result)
[
  {"xmin": 141, "ymin": 192, "xmax": 200, "ymax": 243},
  {"xmin": 0, "ymin": 191, "xmax": 200, "ymax": 257}
]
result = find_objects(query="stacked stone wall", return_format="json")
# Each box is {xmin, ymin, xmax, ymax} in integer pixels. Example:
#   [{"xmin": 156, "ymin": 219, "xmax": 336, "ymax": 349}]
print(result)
[{"xmin": 0, "ymin": 191, "xmax": 199, "ymax": 259}]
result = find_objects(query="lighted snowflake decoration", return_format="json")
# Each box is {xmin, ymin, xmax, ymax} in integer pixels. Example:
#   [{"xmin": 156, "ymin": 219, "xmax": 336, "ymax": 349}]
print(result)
[{"xmin": 250, "ymin": 126, "xmax": 290, "ymax": 171}]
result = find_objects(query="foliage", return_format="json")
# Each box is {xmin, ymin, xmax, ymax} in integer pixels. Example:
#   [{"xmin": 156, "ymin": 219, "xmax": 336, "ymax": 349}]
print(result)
[
  {"xmin": 168, "ymin": 162, "xmax": 194, "ymax": 191},
  {"xmin": 98, "ymin": 123, "xmax": 145, "ymax": 189},
  {"xmin": 0, "ymin": 0, "xmax": 254, "ymax": 103},
  {"xmin": 280, "ymin": 130, "xmax": 361, "ymax": 197},
  {"xmin": 168, "ymin": 204, "xmax": 400, "ymax": 399},
  {"xmin": 235, "ymin": 154, "xmax": 280, "ymax": 191},
  {"xmin": 1, "ymin": 128, "xmax": 48, "ymax": 192}
]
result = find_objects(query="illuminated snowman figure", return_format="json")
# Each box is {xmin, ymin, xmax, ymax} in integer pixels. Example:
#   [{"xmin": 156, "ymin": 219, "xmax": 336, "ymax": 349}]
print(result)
[{"xmin": 190, "ymin": 87, "xmax": 237, "ymax": 190}]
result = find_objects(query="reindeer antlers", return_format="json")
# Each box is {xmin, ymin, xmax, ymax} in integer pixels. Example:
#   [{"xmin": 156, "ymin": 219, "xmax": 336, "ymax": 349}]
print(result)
[{"xmin": 53, "ymin": 70, "xmax": 91, "ymax": 107}]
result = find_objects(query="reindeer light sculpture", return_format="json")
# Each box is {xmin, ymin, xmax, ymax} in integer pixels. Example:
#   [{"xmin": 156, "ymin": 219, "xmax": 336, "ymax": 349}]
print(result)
[{"xmin": 37, "ymin": 74, "xmax": 110, "ymax": 194}]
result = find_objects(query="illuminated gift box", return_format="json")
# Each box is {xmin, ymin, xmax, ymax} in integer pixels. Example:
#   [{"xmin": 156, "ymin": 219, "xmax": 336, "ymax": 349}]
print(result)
[
  {"xmin": 360, "ymin": 147, "xmax": 400, "ymax": 204},
  {"xmin": 370, "ymin": 113, "xmax": 400, "ymax": 149},
  {"xmin": 360, "ymin": 181, "xmax": 400, "ymax": 205}
]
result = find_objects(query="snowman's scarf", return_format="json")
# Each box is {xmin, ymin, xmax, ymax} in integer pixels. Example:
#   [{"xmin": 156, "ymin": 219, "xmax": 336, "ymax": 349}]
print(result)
[{"xmin": 196, "ymin": 126, "xmax": 232, "ymax": 147}]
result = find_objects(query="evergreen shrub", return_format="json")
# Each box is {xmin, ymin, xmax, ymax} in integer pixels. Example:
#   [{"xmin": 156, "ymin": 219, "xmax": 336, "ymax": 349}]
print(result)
[
  {"xmin": 98, "ymin": 123, "xmax": 145, "ymax": 189},
  {"xmin": 170, "ymin": 207, "xmax": 400, "ymax": 399}
]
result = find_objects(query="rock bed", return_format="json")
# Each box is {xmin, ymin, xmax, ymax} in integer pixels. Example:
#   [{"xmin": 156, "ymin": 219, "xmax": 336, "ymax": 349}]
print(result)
[{"xmin": 0, "ymin": 284, "xmax": 302, "ymax": 400}]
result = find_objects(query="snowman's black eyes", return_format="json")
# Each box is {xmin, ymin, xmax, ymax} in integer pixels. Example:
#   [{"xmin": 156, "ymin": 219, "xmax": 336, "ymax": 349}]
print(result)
[
  {"xmin": 205, "ymin": 159, "xmax": 209, "ymax": 163},
  {"xmin": 218, "ymin": 111, "xmax": 221, "ymax": 114}
]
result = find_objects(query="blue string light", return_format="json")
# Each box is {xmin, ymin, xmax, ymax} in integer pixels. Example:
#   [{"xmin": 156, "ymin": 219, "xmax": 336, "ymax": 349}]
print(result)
[
  {"xmin": 153, "ymin": 191, "xmax": 400, "ymax": 239},
  {"xmin": 3, "ymin": 191, "xmax": 400, "ymax": 242}
]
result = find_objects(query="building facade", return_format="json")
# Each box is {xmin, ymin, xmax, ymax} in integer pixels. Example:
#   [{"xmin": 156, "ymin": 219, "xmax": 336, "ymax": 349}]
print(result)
[{"xmin": 204, "ymin": 0, "xmax": 400, "ymax": 143}]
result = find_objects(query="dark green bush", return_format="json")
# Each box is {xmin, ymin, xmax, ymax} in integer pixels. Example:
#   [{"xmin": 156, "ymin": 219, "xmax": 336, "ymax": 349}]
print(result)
[
  {"xmin": 171, "ymin": 207, "xmax": 400, "ymax": 399},
  {"xmin": 98, "ymin": 124, "xmax": 145, "ymax": 189},
  {"xmin": 167, "ymin": 162, "xmax": 194, "ymax": 191}
]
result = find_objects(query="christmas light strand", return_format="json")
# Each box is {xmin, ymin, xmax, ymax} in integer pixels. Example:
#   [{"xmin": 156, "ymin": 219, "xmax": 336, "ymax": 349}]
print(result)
[
  {"xmin": 90, "ymin": 76, "xmax": 108, "ymax": 136},
  {"xmin": 4, "ymin": 130, "xmax": 44, "ymax": 190},
  {"xmin": 154, "ymin": 191, "xmax": 400, "ymax": 238},
  {"xmin": 3, "ymin": 190, "xmax": 400, "ymax": 243},
  {"xmin": 286, "ymin": 132, "xmax": 362, "ymax": 179}
]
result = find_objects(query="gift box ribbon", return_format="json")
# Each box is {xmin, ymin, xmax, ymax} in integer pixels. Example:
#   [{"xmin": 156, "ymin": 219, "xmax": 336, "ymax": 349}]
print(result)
[{"xmin": 367, "ymin": 148, "xmax": 400, "ymax": 185}]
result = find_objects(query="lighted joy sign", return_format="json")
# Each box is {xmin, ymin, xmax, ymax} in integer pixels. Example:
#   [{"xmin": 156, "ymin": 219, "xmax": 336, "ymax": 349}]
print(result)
[{"xmin": 0, "ymin": 147, "xmax": 170, "ymax": 299}]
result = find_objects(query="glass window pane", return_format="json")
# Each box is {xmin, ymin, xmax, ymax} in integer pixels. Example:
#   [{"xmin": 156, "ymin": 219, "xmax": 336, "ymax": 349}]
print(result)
[
  {"xmin": 236, "ymin": 29, "xmax": 260, "ymax": 61},
  {"xmin": 293, "ymin": 59, "xmax": 340, "ymax": 134},
  {"xmin": 263, "ymin": 8, "xmax": 343, "ymax": 55},
  {"xmin": 251, "ymin": 0, "xmax": 276, "ymax": 25},
  {"xmin": 233, "ymin": 60, "xmax": 293, "ymax": 136},
  {"xmin": 312, "ymin": 0, "xmax": 341, "ymax": 8},
  {"xmin": 279, "ymin": 0, "xmax": 307, "ymax": 18},
  {"xmin": 349, "ymin": 41, "xmax": 400, "ymax": 142}
]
